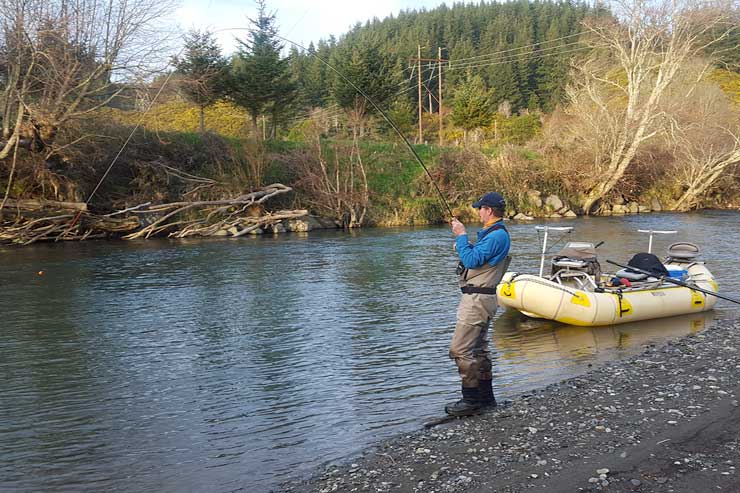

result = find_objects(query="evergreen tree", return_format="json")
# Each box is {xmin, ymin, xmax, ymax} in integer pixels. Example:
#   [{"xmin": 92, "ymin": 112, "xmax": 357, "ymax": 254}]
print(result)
[
  {"xmin": 329, "ymin": 33, "xmax": 400, "ymax": 133},
  {"xmin": 230, "ymin": 0, "xmax": 296, "ymax": 136},
  {"xmin": 172, "ymin": 30, "xmax": 228, "ymax": 133},
  {"xmin": 450, "ymin": 74, "xmax": 494, "ymax": 142}
]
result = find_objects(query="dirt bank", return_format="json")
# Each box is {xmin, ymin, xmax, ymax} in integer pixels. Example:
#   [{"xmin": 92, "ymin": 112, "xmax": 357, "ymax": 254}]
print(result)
[{"xmin": 285, "ymin": 317, "xmax": 740, "ymax": 492}]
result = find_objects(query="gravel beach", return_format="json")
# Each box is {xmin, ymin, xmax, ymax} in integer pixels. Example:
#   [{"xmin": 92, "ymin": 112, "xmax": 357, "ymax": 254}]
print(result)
[{"xmin": 285, "ymin": 317, "xmax": 740, "ymax": 492}]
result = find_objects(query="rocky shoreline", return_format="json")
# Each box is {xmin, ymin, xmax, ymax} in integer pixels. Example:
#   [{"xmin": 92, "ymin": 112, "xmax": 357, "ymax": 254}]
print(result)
[{"xmin": 285, "ymin": 317, "xmax": 740, "ymax": 492}]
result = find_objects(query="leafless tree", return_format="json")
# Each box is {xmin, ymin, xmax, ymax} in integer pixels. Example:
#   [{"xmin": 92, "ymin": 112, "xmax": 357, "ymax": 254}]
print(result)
[
  {"xmin": 0, "ymin": 0, "xmax": 176, "ymax": 160},
  {"xmin": 664, "ymin": 80, "xmax": 740, "ymax": 210},
  {"xmin": 564, "ymin": 0, "xmax": 736, "ymax": 214},
  {"xmin": 281, "ymin": 121, "xmax": 369, "ymax": 228}
]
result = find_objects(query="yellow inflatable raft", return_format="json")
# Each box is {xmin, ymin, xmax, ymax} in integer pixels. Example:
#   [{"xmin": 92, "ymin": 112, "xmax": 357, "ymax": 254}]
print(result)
[{"xmin": 496, "ymin": 229, "xmax": 719, "ymax": 326}]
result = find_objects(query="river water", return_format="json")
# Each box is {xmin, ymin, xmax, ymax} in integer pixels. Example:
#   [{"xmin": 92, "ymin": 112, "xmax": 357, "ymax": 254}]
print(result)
[{"xmin": 1, "ymin": 211, "xmax": 738, "ymax": 492}]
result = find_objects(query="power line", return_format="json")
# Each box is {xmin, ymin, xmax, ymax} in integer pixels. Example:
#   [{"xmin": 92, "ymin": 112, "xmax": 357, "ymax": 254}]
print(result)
[
  {"xmin": 447, "ymin": 45, "xmax": 592, "ymax": 72},
  {"xmin": 285, "ymin": 40, "xmax": 593, "ymax": 134},
  {"xmin": 451, "ymin": 31, "xmax": 585, "ymax": 64},
  {"xmin": 448, "ymin": 40, "xmax": 585, "ymax": 70}
]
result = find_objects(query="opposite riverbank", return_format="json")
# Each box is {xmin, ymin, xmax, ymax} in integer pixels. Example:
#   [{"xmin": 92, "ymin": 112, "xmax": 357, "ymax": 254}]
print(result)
[{"xmin": 286, "ymin": 316, "xmax": 740, "ymax": 492}]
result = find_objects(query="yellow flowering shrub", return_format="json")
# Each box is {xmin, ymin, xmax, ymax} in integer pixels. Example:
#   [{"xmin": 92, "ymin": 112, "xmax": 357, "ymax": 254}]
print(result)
[{"xmin": 101, "ymin": 100, "xmax": 251, "ymax": 138}]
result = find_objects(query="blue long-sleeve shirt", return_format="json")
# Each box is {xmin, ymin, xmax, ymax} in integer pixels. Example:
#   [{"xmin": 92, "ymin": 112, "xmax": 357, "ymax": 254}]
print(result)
[{"xmin": 455, "ymin": 220, "xmax": 510, "ymax": 269}]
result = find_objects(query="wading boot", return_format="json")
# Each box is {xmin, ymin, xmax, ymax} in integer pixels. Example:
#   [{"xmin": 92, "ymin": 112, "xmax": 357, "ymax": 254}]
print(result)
[
  {"xmin": 478, "ymin": 379, "xmax": 497, "ymax": 408},
  {"xmin": 445, "ymin": 386, "xmax": 481, "ymax": 417}
]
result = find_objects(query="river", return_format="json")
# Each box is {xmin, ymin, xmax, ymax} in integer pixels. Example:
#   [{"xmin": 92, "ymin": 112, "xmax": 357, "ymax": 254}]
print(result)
[{"xmin": 1, "ymin": 211, "xmax": 738, "ymax": 492}]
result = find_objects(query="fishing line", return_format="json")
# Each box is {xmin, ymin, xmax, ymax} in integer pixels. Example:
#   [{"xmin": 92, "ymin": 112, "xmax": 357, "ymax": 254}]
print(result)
[{"xmin": 271, "ymin": 33, "xmax": 455, "ymax": 219}]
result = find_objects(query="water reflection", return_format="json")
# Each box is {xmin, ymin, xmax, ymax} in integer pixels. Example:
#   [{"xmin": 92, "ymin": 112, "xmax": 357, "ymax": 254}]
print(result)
[{"xmin": 491, "ymin": 310, "xmax": 714, "ymax": 393}]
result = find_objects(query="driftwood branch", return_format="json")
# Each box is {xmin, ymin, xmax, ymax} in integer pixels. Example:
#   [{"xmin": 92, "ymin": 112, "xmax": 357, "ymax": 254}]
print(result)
[{"xmin": 0, "ymin": 184, "xmax": 323, "ymax": 245}]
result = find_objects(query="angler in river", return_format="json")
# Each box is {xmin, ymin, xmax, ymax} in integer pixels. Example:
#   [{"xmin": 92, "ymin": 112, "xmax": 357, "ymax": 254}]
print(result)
[{"xmin": 447, "ymin": 192, "xmax": 511, "ymax": 416}]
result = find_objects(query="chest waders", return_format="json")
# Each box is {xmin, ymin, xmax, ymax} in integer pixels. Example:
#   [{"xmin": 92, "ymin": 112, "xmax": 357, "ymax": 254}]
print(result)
[{"xmin": 446, "ymin": 225, "xmax": 511, "ymax": 417}]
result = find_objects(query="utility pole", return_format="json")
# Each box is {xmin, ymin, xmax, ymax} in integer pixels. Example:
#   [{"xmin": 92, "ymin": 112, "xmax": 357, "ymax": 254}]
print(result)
[
  {"xmin": 438, "ymin": 46, "xmax": 443, "ymax": 146},
  {"xmin": 417, "ymin": 45, "xmax": 422, "ymax": 144},
  {"xmin": 410, "ymin": 47, "xmax": 448, "ymax": 146}
]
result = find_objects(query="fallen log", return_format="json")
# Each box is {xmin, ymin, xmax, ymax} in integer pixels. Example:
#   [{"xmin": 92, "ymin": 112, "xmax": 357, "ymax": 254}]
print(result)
[
  {"xmin": 0, "ymin": 199, "xmax": 88, "ymax": 212},
  {"xmin": 0, "ymin": 184, "xmax": 307, "ymax": 245}
]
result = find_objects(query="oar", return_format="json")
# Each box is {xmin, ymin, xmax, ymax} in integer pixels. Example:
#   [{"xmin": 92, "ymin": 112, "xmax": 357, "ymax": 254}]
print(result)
[{"xmin": 606, "ymin": 259, "xmax": 740, "ymax": 305}]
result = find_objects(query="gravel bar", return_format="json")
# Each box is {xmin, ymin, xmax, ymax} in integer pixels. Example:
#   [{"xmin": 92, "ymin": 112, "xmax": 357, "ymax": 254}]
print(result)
[{"xmin": 284, "ymin": 317, "xmax": 740, "ymax": 493}]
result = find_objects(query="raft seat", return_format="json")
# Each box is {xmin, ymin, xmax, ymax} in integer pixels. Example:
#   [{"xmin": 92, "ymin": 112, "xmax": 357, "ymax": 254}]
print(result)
[
  {"xmin": 666, "ymin": 242, "xmax": 701, "ymax": 262},
  {"xmin": 552, "ymin": 258, "xmax": 588, "ymax": 269},
  {"xmin": 551, "ymin": 258, "xmax": 599, "ymax": 290}
]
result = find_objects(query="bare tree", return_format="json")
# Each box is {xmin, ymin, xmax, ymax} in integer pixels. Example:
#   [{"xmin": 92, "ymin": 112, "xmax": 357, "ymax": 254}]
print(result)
[
  {"xmin": 665, "ymin": 80, "xmax": 740, "ymax": 210},
  {"xmin": 0, "ymin": 0, "xmax": 176, "ymax": 160},
  {"xmin": 281, "ymin": 122, "xmax": 369, "ymax": 228},
  {"xmin": 564, "ymin": 0, "xmax": 735, "ymax": 213}
]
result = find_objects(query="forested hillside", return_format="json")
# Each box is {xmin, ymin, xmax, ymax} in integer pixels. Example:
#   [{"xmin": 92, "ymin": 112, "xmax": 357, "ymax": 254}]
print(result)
[{"xmin": 290, "ymin": 0, "xmax": 602, "ymax": 116}]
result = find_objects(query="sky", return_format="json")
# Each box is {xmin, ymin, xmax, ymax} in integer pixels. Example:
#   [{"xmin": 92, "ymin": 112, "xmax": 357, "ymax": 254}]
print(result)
[{"xmin": 175, "ymin": 0, "xmax": 447, "ymax": 55}]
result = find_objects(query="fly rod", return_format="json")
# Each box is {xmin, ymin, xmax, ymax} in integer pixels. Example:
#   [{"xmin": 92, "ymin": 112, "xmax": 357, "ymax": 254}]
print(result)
[{"xmin": 273, "ymin": 34, "xmax": 455, "ymax": 220}]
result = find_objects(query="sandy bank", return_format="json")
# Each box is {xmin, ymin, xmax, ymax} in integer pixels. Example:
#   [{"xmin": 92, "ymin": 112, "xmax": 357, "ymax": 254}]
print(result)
[{"xmin": 285, "ymin": 317, "xmax": 740, "ymax": 492}]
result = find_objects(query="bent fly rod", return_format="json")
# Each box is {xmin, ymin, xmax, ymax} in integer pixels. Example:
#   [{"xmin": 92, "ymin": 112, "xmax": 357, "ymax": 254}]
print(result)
[{"xmin": 272, "ymin": 34, "xmax": 455, "ymax": 220}]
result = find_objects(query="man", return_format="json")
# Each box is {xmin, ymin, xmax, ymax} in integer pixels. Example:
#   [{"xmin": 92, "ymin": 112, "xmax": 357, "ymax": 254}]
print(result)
[{"xmin": 447, "ymin": 191, "xmax": 511, "ymax": 416}]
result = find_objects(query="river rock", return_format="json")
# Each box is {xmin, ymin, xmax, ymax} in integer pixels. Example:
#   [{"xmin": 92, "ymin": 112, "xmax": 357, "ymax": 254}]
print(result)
[
  {"xmin": 651, "ymin": 198, "xmax": 662, "ymax": 211},
  {"xmin": 513, "ymin": 213, "xmax": 535, "ymax": 221},
  {"xmin": 613, "ymin": 195, "xmax": 625, "ymax": 205},
  {"xmin": 286, "ymin": 219, "xmax": 312, "ymax": 232},
  {"xmin": 628, "ymin": 201, "xmax": 639, "ymax": 213},
  {"xmin": 638, "ymin": 205, "xmax": 651, "ymax": 213},
  {"xmin": 563, "ymin": 210, "xmax": 577, "ymax": 217},
  {"xmin": 249, "ymin": 227, "xmax": 263, "ymax": 235},
  {"xmin": 612, "ymin": 204, "xmax": 627, "ymax": 215},
  {"xmin": 306, "ymin": 216, "xmax": 341, "ymax": 229},
  {"xmin": 213, "ymin": 229, "xmax": 229, "ymax": 236},
  {"xmin": 526, "ymin": 190, "xmax": 543, "ymax": 208},
  {"xmin": 228, "ymin": 226, "xmax": 240, "ymax": 236},
  {"xmin": 545, "ymin": 194, "xmax": 563, "ymax": 211},
  {"xmin": 269, "ymin": 223, "xmax": 286, "ymax": 234}
]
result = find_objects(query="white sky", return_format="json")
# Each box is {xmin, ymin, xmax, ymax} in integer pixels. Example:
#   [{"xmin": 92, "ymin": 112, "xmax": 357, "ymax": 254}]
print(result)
[{"xmin": 175, "ymin": 0, "xmax": 448, "ymax": 55}]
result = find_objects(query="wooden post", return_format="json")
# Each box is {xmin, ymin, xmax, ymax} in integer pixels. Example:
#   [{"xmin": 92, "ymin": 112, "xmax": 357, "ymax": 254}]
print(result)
[
  {"xmin": 409, "ymin": 49, "xmax": 448, "ymax": 145},
  {"xmin": 438, "ymin": 46, "xmax": 443, "ymax": 146},
  {"xmin": 417, "ymin": 44, "xmax": 423, "ymax": 144}
]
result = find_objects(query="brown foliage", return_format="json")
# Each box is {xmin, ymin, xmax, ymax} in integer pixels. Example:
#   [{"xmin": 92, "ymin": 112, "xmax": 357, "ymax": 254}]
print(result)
[{"xmin": 276, "ymin": 125, "xmax": 369, "ymax": 228}]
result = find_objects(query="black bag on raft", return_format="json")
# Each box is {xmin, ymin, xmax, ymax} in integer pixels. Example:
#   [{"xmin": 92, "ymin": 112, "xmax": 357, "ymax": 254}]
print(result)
[{"xmin": 627, "ymin": 252, "xmax": 669, "ymax": 277}]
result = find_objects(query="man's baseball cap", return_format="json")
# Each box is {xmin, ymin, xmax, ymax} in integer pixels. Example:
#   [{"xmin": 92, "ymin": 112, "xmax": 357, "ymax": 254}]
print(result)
[{"xmin": 472, "ymin": 192, "xmax": 506, "ymax": 209}]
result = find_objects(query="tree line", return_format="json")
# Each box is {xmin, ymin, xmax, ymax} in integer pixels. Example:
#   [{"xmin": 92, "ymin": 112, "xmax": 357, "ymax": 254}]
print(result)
[{"xmin": 0, "ymin": 0, "xmax": 738, "ymax": 226}]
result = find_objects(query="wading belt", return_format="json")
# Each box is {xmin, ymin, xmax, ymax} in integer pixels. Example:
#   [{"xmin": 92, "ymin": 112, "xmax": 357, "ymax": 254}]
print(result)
[{"xmin": 460, "ymin": 285, "xmax": 497, "ymax": 295}]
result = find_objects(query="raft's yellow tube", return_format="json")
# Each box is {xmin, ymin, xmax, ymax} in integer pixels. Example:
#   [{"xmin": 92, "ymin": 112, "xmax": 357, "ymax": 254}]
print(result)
[{"xmin": 496, "ymin": 263, "xmax": 717, "ymax": 326}]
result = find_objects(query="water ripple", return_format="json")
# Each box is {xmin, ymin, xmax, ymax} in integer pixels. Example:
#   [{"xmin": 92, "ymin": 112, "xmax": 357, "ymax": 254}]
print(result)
[{"xmin": 0, "ymin": 212, "xmax": 738, "ymax": 491}]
